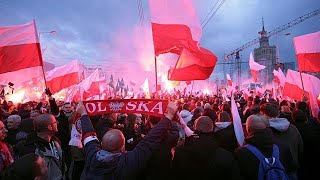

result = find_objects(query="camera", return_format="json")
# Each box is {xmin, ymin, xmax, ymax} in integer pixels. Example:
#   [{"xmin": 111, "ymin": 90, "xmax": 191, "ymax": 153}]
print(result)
[
  {"xmin": 8, "ymin": 82, "xmax": 14, "ymax": 94},
  {"xmin": 8, "ymin": 82, "xmax": 14, "ymax": 87}
]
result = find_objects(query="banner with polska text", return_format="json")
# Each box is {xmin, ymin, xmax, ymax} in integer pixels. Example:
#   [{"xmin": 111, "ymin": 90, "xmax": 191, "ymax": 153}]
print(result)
[{"xmin": 83, "ymin": 99, "xmax": 169, "ymax": 117}]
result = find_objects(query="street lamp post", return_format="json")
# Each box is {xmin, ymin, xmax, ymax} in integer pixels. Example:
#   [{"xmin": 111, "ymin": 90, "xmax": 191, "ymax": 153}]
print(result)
[
  {"xmin": 38, "ymin": 30, "xmax": 57, "ymax": 38},
  {"xmin": 37, "ymin": 30, "xmax": 57, "ymax": 88},
  {"xmin": 274, "ymin": 33, "xmax": 291, "ymax": 64},
  {"xmin": 38, "ymin": 30, "xmax": 57, "ymax": 53}
]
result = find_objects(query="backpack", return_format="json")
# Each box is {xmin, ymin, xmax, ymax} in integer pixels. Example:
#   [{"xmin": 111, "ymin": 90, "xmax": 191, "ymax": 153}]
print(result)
[{"xmin": 245, "ymin": 144, "xmax": 289, "ymax": 180}]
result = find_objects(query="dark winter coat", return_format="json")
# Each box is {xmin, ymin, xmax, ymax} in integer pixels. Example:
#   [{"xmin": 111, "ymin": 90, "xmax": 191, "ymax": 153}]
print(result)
[
  {"xmin": 172, "ymin": 132, "xmax": 242, "ymax": 180},
  {"xmin": 80, "ymin": 115, "xmax": 175, "ymax": 180},
  {"xmin": 234, "ymin": 128, "xmax": 297, "ymax": 180}
]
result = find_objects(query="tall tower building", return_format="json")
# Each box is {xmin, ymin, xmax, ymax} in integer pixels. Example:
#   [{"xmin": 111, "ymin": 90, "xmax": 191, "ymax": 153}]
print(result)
[{"xmin": 253, "ymin": 18, "xmax": 277, "ymax": 85}]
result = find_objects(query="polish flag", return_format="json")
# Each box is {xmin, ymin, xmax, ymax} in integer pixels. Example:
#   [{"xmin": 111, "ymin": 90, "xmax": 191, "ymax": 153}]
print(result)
[
  {"xmin": 226, "ymin": 73, "xmax": 233, "ymax": 86},
  {"xmin": 293, "ymin": 31, "xmax": 320, "ymax": 72},
  {"xmin": 150, "ymin": 0, "xmax": 217, "ymax": 81},
  {"xmin": 231, "ymin": 93, "xmax": 245, "ymax": 146},
  {"xmin": 77, "ymin": 69, "xmax": 100, "ymax": 100},
  {"xmin": 283, "ymin": 69, "xmax": 320, "ymax": 117},
  {"xmin": 0, "ymin": 21, "xmax": 44, "ymax": 87},
  {"xmin": 45, "ymin": 60, "xmax": 82, "ymax": 94},
  {"xmin": 249, "ymin": 52, "xmax": 266, "ymax": 82},
  {"xmin": 273, "ymin": 68, "xmax": 286, "ymax": 87}
]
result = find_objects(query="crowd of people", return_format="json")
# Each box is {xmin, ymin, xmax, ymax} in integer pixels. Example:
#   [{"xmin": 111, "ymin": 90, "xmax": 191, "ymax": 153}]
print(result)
[{"xmin": 0, "ymin": 89, "xmax": 319, "ymax": 179}]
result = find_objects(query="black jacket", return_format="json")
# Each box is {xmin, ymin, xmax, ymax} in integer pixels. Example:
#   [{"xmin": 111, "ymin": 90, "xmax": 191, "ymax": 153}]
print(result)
[
  {"xmin": 80, "ymin": 115, "xmax": 175, "ymax": 180},
  {"xmin": 172, "ymin": 132, "xmax": 241, "ymax": 180},
  {"xmin": 213, "ymin": 125, "xmax": 238, "ymax": 152}
]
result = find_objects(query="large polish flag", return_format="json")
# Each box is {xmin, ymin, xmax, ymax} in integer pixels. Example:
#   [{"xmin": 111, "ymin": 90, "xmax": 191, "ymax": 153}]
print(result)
[
  {"xmin": 249, "ymin": 52, "xmax": 266, "ymax": 82},
  {"xmin": 45, "ymin": 60, "xmax": 82, "ymax": 94},
  {"xmin": 293, "ymin": 31, "xmax": 320, "ymax": 72},
  {"xmin": 149, "ymin": 0, "xmax": 217, "ymax": 81},
  {"xmin": 283, "ymin": 69, "xmax": 320, "ymax": 117},
  {"xmin": 0, "ymin": 21, "xmax": 44, "ymax": 87},
  {"xmin": 273, "ymin": 68, "xmax": 286, "ymax": 87}
]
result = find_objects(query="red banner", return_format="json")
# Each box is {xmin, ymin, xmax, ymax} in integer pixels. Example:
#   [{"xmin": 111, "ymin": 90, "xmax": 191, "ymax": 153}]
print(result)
[{"xmin": 83, "ymin": 99, "xmax": 168, "ymax": 117}]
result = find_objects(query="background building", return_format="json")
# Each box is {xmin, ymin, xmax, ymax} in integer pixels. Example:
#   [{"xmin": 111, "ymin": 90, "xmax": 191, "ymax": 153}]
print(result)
[{"xmin": 254, "ymin": 21, "xmax": 277, "ymax": 85}]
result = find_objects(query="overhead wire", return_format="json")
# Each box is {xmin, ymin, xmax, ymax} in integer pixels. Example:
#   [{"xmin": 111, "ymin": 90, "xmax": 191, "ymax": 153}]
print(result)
[
  {"xmin": 201, "ymin": 0, "xmax": 227, "ymax": 29},
  {"xmin": 136, "ymin": 0, "xmax": 145, "ymax": 25}
]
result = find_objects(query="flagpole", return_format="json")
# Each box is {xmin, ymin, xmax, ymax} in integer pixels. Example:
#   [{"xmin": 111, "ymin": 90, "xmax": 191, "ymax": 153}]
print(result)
[
  {"xmin": 191, "ymin": 80, "xmax": 194, "ymax": 95},
  {"xmin": 155, "ymin": 56, "xmax": 158, "ymax": 95},
  {"xmin": 299, "ymin": 71, "xmax": 312, "ymax": 116},
  {"xmin": 34, "ymin": 19, "xmax": 48, "ymax": 89},
  {"xmin": 299, "ymin": 71, "xmax": 306, "ymax": 98}
]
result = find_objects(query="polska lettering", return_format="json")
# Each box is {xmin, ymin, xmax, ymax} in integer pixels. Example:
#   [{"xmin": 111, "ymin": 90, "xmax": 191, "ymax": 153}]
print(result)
[{"xmin": 83, "ymin": 99, "xmax": 168, "ymax": 117}]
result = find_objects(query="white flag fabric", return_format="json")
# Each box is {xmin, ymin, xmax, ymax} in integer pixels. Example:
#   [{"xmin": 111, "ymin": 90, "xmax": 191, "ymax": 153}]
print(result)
[
  {"xmin": 231, "ymin": 93, "xmax": 245, "ymax": 146},
  {"xmin": 142, "ymin": 78, "xmax": 151, "ymax": 99},
  {"xmin": 249, "ymin": 52, "xmax": 266, "ymax": 82}
]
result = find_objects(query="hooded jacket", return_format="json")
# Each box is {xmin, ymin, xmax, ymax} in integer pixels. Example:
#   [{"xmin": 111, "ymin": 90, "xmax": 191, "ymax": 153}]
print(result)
[
  {"xmin": 213, "ymin": 123, "xmax": 238, "ymax": 152},
  {"xmin": 269, "ymin": 118, "xmax": 304, "ymax": 167},
  {"xmin": 180, "ymin": 110, "xmax": 193, "ymax": 124},
  {"xmin": 234, "ymin": 128, "xmax": 297, "ymax": 180},
  {"xmin": 19, "ymin": 133, "xmax": 66, "ymax": 180}
]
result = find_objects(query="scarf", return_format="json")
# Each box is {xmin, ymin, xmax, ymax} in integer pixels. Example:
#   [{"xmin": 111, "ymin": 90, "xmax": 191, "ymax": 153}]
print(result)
[
  {"xmin": 0, "ymin": 142, "xmax": 14, "ymax": 170},
  {"xmin": 68, "ymin": 113, "xmax": 83, "ymax": 148}
]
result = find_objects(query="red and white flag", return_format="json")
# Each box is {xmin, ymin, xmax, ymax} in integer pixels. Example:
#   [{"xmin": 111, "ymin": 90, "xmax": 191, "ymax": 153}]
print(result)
[
  {"xmin": 226, "ymin": 73, "xmax": 233, "ymax": 86},
  {"xmin": 249, "ymin": 52, "xmax": 266, "ymax": 82},
  {"xmin": 293, "ymin": 31, "xmax": 320, "ymax": 72},
  {"xmin": 273, "ymin": 68, "xmax": 286, "ymax": 87},
  {"xmin": 0, "ymin": 21, "xmax": 44, "ymax": 87},
  {"xmin": 77, "ymin": 69, "xmax": 100, "ymax": 100},
  {"xmin": 149, "ymin": 0, "xmax": 217, "ymax": 81},
  {"xmin": 283, "ymin": 69, "xmax": 320, "ymax": 117},
  {"xmin": 45, "ymin": 60, "xmax": 82, "ymax": 94}
]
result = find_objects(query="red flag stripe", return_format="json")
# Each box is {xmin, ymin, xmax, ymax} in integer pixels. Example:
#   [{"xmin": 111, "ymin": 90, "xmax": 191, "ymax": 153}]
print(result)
[
  {"xmin": 251, "ymin": 70, "xmax": 258, "ymax": 82},
  {"xmin": 169, "ymin": 64, "xmax": 214, "ymax": 81},
  {"xmin": 46, "ymin": 72, "xmax": 79, "ymax": 94},
  {"xmin": 283, "ymin": 82, "xmax": 309, "ymax": 101},
  {"xmin": 0, "ymin": 43, "xmax": 42, "ymax": 73},
  {"xmin": 296, "ymin": 53, "xmax": 320, "ymax": 72}
]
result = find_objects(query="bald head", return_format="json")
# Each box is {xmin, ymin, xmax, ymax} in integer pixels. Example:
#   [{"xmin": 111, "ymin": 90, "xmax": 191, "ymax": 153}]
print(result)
[
  {"xmin": 246, "ymin": 115, "xmax": 268, "ymax": 135},
  {"xmin": 34, "ymin": 114, "xmax": 56, "ymax": 132},
  {"xmin": 102, "ymin": 129, "xmax": 125, "ymax": 153}
]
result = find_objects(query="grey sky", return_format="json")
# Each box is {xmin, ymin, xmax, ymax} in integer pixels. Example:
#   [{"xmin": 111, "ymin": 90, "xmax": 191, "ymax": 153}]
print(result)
[{"xmin": 1, "ymin": 0, "xmax": 319, "ymax": 82}]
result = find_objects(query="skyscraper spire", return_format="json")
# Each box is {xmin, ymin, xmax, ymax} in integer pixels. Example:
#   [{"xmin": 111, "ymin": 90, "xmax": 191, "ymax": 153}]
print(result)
[
  {"xmin": 262, "ymin": 17, "xmax": 265, "ymax": 32},
  {"xmin": 259, "ymin": 17, "xmax": 267, "ymax": 36}
]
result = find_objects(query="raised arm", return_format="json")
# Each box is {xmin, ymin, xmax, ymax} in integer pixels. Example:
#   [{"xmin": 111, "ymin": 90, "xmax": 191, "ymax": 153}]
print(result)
[{"xmin": 121, "ymin": 101, "xmax": 177, "ymax": 176}]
